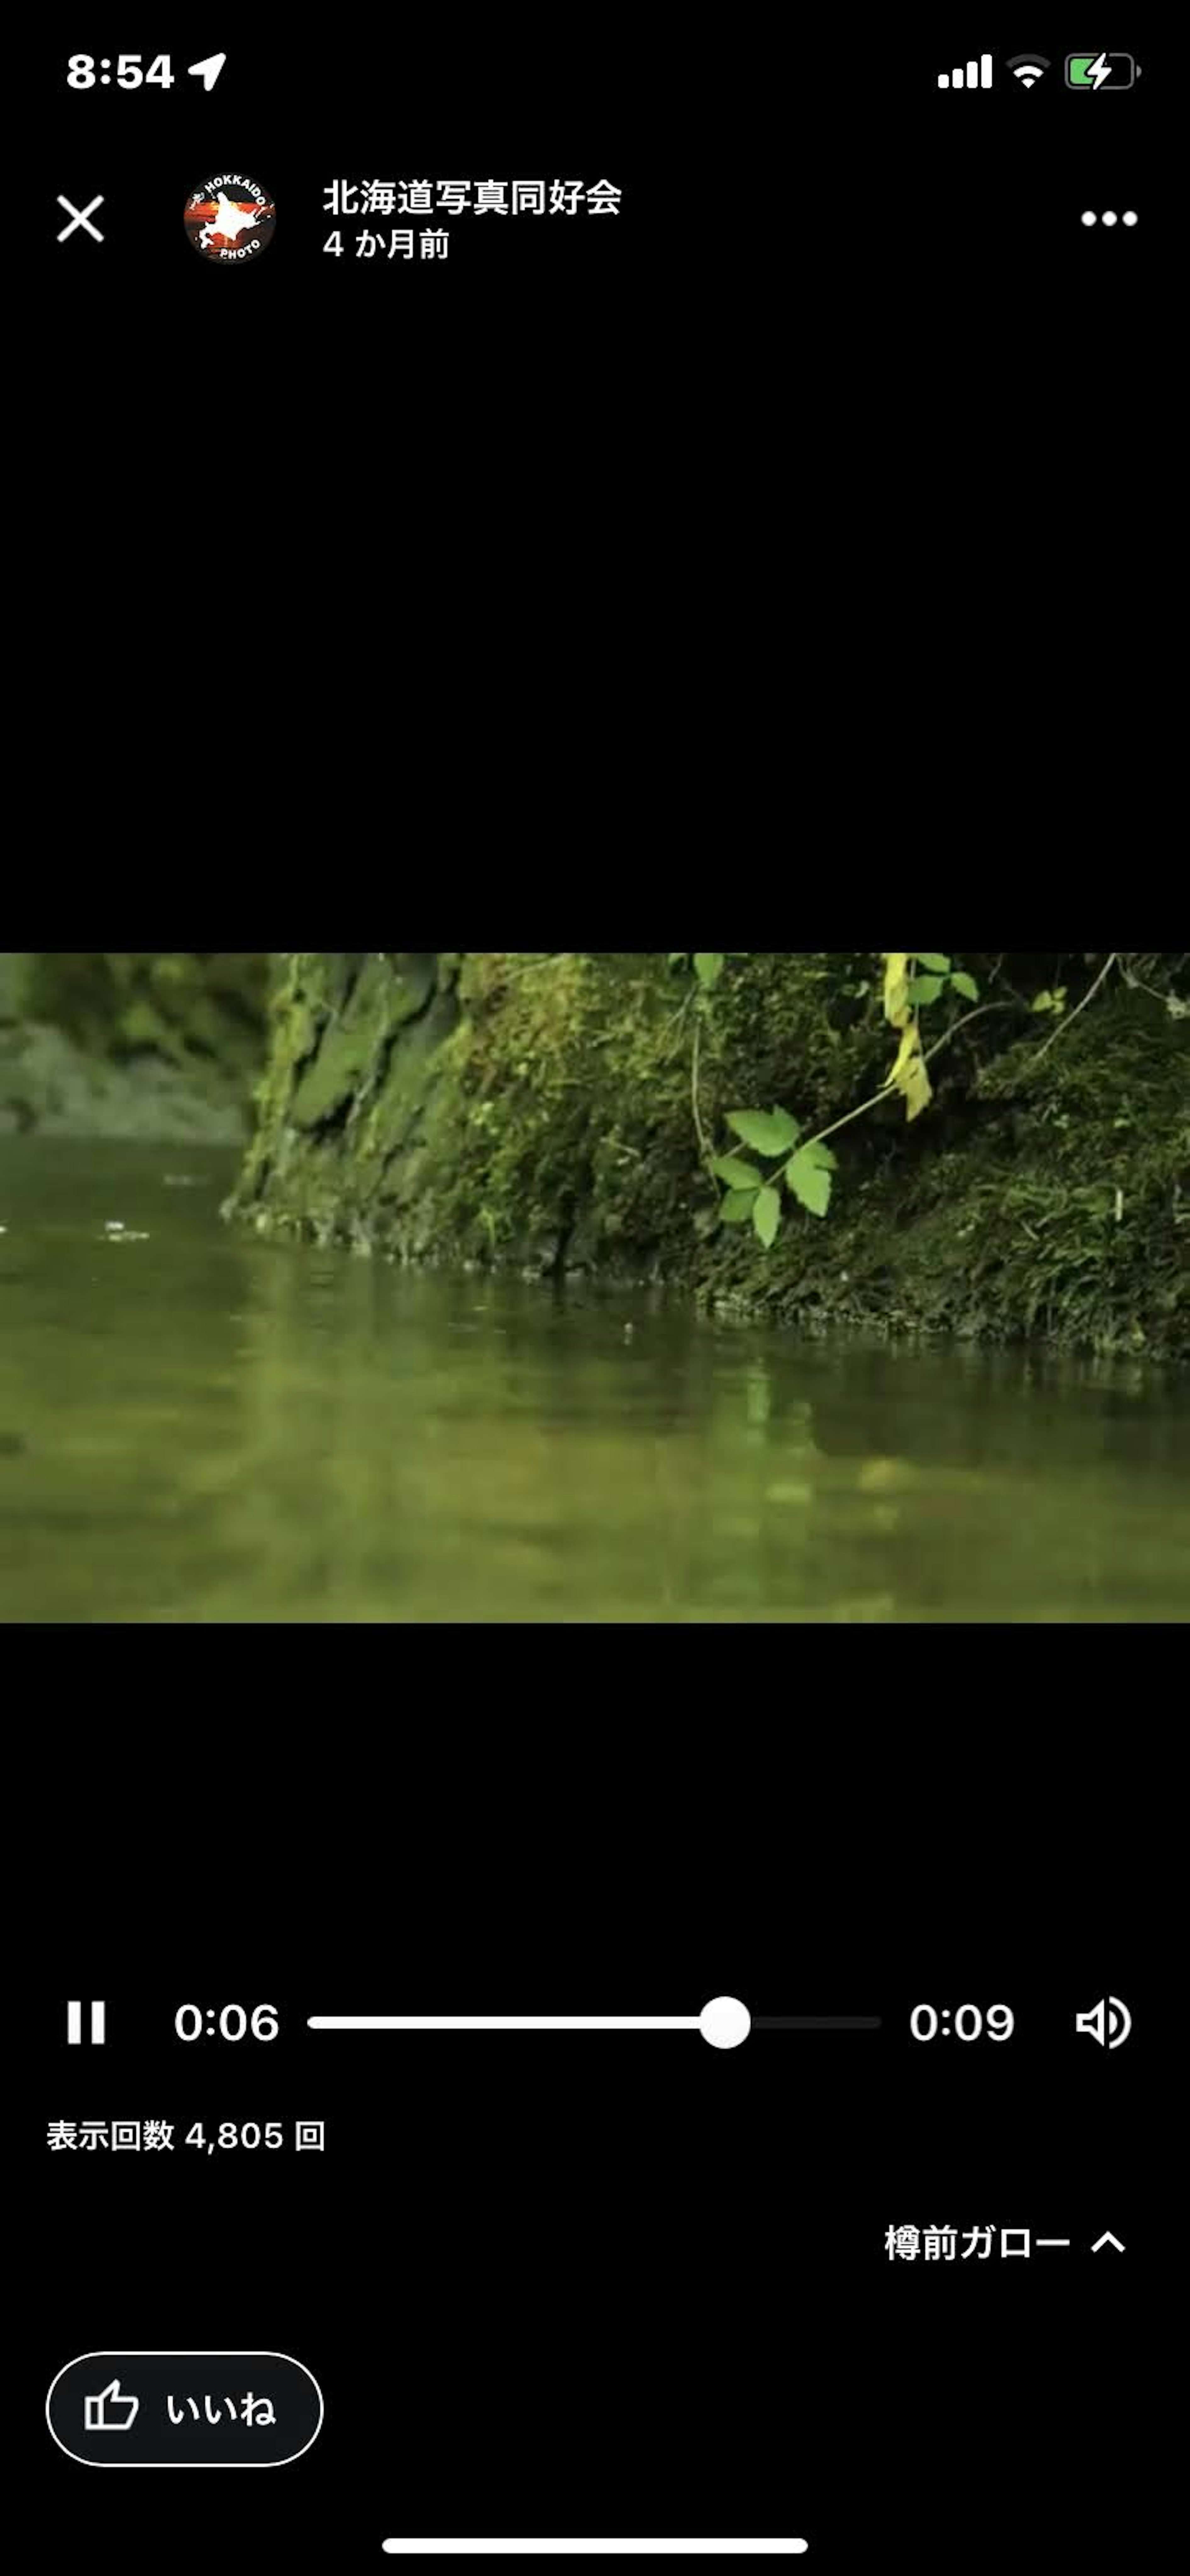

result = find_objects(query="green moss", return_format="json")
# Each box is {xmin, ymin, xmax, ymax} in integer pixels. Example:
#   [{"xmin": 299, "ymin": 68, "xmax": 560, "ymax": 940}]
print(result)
[
  {"xmin": 694, "ymin": 983, "xmax": 1188, "ymax": 1362},
  {"xmin": 227, "ymin": 954, "xmax": 1189, "ymax": 1364}
]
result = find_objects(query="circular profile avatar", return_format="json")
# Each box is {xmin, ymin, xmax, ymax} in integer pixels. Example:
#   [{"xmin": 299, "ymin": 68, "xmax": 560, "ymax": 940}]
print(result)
[{"xmin": 185, "ymin": 172, "xmax": 276, "ymax": 263}]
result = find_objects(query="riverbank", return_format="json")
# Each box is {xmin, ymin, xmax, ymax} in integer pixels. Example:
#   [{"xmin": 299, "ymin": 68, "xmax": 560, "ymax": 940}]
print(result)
[{"xmin": 227, "ymin": 953, "xmax": 1189, "ymax": 1367}]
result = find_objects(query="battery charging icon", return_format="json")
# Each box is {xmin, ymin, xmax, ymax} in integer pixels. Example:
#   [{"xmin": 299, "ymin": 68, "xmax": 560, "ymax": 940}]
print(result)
[{"xmin": 1065, "ymin": 53, "xmax": 1138, "ymax": 89}]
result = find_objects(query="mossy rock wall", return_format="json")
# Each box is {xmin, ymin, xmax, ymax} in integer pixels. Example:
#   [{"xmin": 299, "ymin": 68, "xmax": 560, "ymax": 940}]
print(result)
[{"xmin": 227, "ymin": 952, "xmax": 1189, "ymax": 1364}]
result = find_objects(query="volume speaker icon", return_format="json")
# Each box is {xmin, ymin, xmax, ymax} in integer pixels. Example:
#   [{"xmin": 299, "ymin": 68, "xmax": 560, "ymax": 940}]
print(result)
[
  {"xmin": 67, "ymin": 2002, "xmax": 106, "ymax": 2045},
  {"xmin": 1007, "ymin": 55, "xmax": 1051, "ymax": 88},
  {"xmin": 1075, "ymin": 1996, "xmax": 1131, "ymax": 2049}
]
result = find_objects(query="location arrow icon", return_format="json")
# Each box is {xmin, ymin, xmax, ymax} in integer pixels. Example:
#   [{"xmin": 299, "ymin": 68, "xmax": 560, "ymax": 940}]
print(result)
[{"xmin": 188, "ymin": 53, "xmax": 227, "ymax": 92}]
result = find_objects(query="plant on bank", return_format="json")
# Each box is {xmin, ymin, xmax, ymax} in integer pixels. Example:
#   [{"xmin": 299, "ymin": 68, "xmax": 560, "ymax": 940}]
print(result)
[{"xmin": 673, "ymin": 952, "xmax": 982, "ymax": 1251}]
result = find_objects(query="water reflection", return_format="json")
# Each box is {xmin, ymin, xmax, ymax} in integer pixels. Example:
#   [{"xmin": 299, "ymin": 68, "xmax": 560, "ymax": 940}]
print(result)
[{"xmin": 1, "ymin": 1143, "xmax": 1187, "ymax": 1624}]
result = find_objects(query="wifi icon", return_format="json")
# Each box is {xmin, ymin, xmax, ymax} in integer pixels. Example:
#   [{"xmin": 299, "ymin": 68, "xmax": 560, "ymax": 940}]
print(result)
[{"xmin": 1007, "ymin": 55, "xmax": 1051, "ymax": 87}]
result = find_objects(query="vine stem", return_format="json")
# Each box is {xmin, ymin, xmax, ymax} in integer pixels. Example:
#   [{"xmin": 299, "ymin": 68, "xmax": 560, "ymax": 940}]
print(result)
[
  {"xmin": 691, "ymin": 1007, "xmax": 715, "ymax": 1173},
  {"xmin": 1032, "ymin": 952, "xmax": 1120, "ymax": 1063},
  {"xmin": 790, "ymin": 1000, "xmax": 1017, "ymax": 1163}
]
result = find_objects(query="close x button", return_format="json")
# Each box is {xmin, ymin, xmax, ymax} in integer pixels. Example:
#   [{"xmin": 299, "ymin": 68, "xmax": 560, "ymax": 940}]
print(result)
[
  {"xmin": 46, "ymin": 2352, "xmax": 324, "ymax": 2467},
  {"xmin": 56, "ymin": 193, "xmax": 105, "ymax": 243}
]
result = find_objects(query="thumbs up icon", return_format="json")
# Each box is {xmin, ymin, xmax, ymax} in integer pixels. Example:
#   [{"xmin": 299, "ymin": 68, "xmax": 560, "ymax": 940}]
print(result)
[{"xmin": 84, "ymin": 2378, "xmax": 140, "ymax": 2433}]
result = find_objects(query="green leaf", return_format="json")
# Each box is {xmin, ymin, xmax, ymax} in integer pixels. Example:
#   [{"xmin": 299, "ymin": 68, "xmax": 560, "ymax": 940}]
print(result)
[
  {"xmin": 787, "ymin": 1150, "xmax": 833, "ymax": 1217},
  {"xmin": 907, "ymin": 974, "xmax": 945, "ymax": 1007},
  {"xmin": 719, "ymin": 1189, "xmax": 757, "ymax": 1224},
  {"xmin": 727, "ymin": 1107, "xmax": 801, "ymax": 1157},
  {"xmin": 693, "ymin": 952, "xmax": 725, "ymax": 989},
  {"xmin": 914, "ymin": 953, "xmax": 951, "ymax": 974},
  {"xmin": 950, "ymin": 970, "xmax": 979, "ymax": 1003},
  {"xmin": 714, "ymin": 1154, "xmax": 764, "ymax": 1190},
  {"xmin": 797, "ymin": 1139, "xmax": 838, "ymax": 1171},
  {"xmin": 753, "ymin": 1185, "xmax": 782, "ymax": 1248}
]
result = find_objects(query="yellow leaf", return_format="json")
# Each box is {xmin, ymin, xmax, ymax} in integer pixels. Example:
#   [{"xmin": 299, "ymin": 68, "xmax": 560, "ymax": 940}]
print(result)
[
  {"xmin": 902, "ymin": 1055, "xmax": 933, "ymax": 1121},
  {"xmin": 883, "ymin": 953, "xmax": 912, "ymax": 1029},
  {"xmin": 891, "ymin": 1024, "xmax": 917, "ymax": 1083},
  {"xmin": 889, "ymin": 1020, "xmax": 933, "ymax": 1122}
]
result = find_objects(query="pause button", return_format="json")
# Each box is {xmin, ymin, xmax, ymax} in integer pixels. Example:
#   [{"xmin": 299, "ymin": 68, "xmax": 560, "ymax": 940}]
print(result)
[{"xmin": 67, "ymin": 2002, "xmax": 106, "ymax": 2045}]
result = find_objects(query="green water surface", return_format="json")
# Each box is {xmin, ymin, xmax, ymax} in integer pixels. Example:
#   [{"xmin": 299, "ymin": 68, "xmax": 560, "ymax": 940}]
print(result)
[{"xmin": 1, "ymin": 1144, "xmax": 1186, "ymax": 1622}]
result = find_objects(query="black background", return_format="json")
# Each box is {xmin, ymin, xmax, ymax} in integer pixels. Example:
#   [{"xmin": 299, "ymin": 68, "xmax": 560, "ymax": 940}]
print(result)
[
  {"xmin": 33, "ymin": 27, "xmax": 1160, "ymax": 822},
  {"xmin": 34, "ymin": 1739, "xmax": 1149, "ymax": 2574}
]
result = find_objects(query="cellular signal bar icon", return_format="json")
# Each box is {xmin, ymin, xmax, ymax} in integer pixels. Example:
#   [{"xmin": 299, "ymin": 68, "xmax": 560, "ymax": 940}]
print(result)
[{"xmin": 938, "ymin": 55, "xmax": 994, "ymax": 90}]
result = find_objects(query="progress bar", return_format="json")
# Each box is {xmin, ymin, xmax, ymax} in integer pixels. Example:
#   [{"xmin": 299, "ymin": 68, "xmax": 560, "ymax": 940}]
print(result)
[
  {"xmin": 310, "ymin": 2001, "xmax": 882, "ymax": 2051},
  {"xmin": 312, "ymin": 1989, "xmax": 881, "ymax": 2050},
  {"xmin": 381, "ymin": 2546, "xmax": 809, "ymax": 2558},
  {"xmin": 310, "ymin": 1999, "xmax": 753, "ymax": 2049}
]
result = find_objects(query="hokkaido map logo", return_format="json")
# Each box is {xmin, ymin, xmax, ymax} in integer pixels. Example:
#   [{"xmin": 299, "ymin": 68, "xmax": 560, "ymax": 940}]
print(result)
[{"xmin": 184, "ymin": 172, "xmax": 276, "ymax": 263}]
